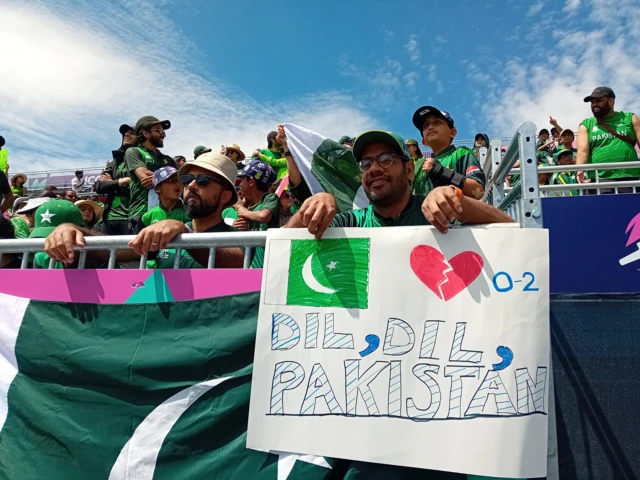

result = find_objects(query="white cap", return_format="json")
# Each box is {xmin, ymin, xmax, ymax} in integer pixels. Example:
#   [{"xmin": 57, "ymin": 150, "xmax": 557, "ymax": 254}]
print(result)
[{"xmin": 16, "ymin": 197, "xmax": 49, "ymax": 214}]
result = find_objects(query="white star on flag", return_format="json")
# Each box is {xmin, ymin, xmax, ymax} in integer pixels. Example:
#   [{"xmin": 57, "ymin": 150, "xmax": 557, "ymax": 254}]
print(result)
[
  {"xmin": 326, "ymin": 261, "xmax": 338, "ymax": 270},
  {"xmin": 40, "ymin": 209, "xmax": 56, "ymax": 224},
  {"xmin": 271, "ymin": 450, "xmax": 331, "ymax": 480}
]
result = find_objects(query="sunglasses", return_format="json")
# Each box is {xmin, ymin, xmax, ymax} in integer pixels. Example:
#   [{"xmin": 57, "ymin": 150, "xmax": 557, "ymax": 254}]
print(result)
[
  {"xmin": 281, "ymin": 192, "xmax": 293, "ymax": 199},
  {"xmin": 181, "ymin": 174, "xmax": 223, "ymax": 188},
  {"xmin": 357, "ymin": 153, "xmax": 407, "ymax": 172}
]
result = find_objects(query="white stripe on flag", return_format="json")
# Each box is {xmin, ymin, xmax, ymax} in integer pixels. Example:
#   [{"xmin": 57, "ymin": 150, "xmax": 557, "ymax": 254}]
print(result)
[
  {"xmin": 0, "ymin": 293, "xmax": 30, "ymax": 433},
  {"xmin": 283, "ymin": 123, "xmax": 326, "ymax": 196}
]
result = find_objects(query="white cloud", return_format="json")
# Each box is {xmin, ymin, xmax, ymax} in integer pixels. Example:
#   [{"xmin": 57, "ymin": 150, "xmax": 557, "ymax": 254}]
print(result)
[
  {"xmin": 563, "ymin": 0, "xmax": 581, "ymax": 12},
  {"xmin": 527, "ymin": 1, "xmax": 545, "ymax": 16},
  {"xmin": 427, "ymin": 65, "xmax": 437, "ymax": 83},
  {"xmin": 405, "ymin": 34, "xmax": 421, "ymax": 63},
  {"xmin": 0, "ymin": 0, "xmax": 378, "ymax": 172},
  {"xmin": 483, "ymin": 0, "xmax": 640, "ymax": 137},
  {"xmin": 381, "ymin": 25, "xmax": 395, "ymax": 42},
  {"xmin": 404, "ymin": 72, "xmax": 420, "ymax": 88}
]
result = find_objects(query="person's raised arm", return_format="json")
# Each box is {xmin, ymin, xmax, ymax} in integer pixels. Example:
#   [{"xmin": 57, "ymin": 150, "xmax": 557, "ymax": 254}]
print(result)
[
  {"xmin": 422, "ymin": 186, "xmax": 514, "ymax": 234},
  {"xmin": 632, "ymin": 114, "xmax": 640, "ymax": 149},
  {"xmin": 575, "ymin": 124, "xmax": 590, "ymax": 184},
  {"xmin": 549, "ymin": 116, "xmax": 563, "ymax": 133},
  {"xmin": 276, "ymin": 125, "xmax": 302, "ymax": 186}
]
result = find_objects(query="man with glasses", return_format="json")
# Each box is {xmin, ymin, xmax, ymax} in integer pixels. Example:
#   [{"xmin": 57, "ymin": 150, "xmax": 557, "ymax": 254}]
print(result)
[
  {"xmin": 61, "ymin": 189, "xmax": 79, "ymax": 203},
  {"xmin": 285, "ymin": 130, "xmax": 513, "ymax": 237},
  {"xmin": 412, "ymin": 106, "xmax": 486, "ymax": 199},
  {"xmin": 125, "ymin": 115, "xmax": 176, "ymax": 234},
  {"xmin": 43, "ymin": 153, "xmax": 244, "ymax": 269}
]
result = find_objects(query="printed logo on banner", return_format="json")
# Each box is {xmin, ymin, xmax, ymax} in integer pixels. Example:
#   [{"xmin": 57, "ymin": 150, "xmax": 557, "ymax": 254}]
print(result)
[
  {"xmin": 620, "ymin": 212, "xmax": 640, "ymax": 268},
  {"xmin": 286, "ymin": 238, "xmax": 370, "ymax": 309}
]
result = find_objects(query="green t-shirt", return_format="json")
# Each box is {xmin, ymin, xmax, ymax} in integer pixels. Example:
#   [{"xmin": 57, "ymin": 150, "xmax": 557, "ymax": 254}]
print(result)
[
  {"xmin": 125, "ymin": 146, "xmax": 176, "ymax": 219},
  {"xmin": 11, "ymin": 217, "xmax": 30, "ymax": 239},
  {"xmin": 33, "ymin": 252, "xmax": 110, "ymax": 269},
  {"xmin": 414, "ymin": 146, "xmax": 486, "ymax": 195},
  {"xmin": 581, "ymin": 111, "xmax": 639, "ymax": 179},
  {"xmin": 259, "ymin": 149, "xmax": 287, "ymax": 179},
  {"xmin": 154, "ymin": 221, "xmax": 233, "ymax": 269},
  {"xmin": 248, "ymin": 193, "xmax": 280, "ymax": 268},
  {"xmin": 141, "ymin": 202, "xmax": 190, "ymax": 227},
  {"xmin": 549, "ymin": 172, "xmax": 579, "ymax": 196},
  {"xmin": 108, "ymin": 161, "xmax": 131, "ymax": 221},
  {"xmin": 412, "ymin": 157, "xmax": 435, "ymax": 196},
  {"xmin": 330, "ymin": 194, "xmax": 429, "ymax": 228}
]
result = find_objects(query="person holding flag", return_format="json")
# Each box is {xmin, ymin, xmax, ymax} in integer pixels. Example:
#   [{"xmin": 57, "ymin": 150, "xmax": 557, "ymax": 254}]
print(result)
[
  {"xmin": 411, "ymin": 106, "xmax": 486, "ymax": 199},
  {"xmin": 285, "ymin": 130, "xmax": 513, "ymax": 238}
]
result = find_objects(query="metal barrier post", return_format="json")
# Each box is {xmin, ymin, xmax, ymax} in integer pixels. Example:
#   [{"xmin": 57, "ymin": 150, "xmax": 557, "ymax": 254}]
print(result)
[
  {"xmin": 515, "ymin": 122, "xmax": 543, "ymax": 228},
  {"xmin": 489, "ymin": 139, "xmax": 504, "ymax": 207}
]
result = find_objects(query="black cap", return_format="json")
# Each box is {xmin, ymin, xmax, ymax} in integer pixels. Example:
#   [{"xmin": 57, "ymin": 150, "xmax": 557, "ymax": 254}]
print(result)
[
  {"xmin": 584, "ymin": 86, "xmax": 615, "ymax": 102},
  {"xmin": 0, "ymin": 136, "xmax": 4, "ymax": 148},
  {"xmin": 119, "ymin": 124, "xmax": 134, "ymax": 136},
  {"xmin": 550, "ymin": 127, "xmax": 559, "ymax": 135},
  {"xmin": 539, "ymin": 128, "xmax": 549, "ymax": 135},
  {"xmin": 557, "ymin": 149, "xmax": 574, "ymax": 158},
  {"xmin": 412, "ymin": 106, "xmax": 455, "ymax": 133},
  {"xmin": 135, "ymin": 116, "xmax": 171, "ymax": 134}
]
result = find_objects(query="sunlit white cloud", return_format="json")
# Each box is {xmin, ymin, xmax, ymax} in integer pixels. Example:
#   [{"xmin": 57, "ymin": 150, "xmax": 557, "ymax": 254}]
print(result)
[
  {"xmin": 405, "ymin": 34, "xmax": 421, "ymax": 64},
  {"xmin": 0, "ymin": 0, "xmax": 378, "ymax": 173},
  {"xmin": 484, "ymin": 0, "xmax": 640, "ymax": 138}
]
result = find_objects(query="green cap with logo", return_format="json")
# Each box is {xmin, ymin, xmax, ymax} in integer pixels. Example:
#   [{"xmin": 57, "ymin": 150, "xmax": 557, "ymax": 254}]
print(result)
[
  {"xmin": 134, "ymin": 116, "xmax": 171, "ymax": 134},
  {"xmin": 405, "ymin": 138, "xmax": 419, "ymax": 146},
  {"xmin": 29, "ymin": 200, "xmax": 85, "ymax": 239},
  {"xmin": 352, "ymin": 130, "xmax": 411, "ymax": 161}
]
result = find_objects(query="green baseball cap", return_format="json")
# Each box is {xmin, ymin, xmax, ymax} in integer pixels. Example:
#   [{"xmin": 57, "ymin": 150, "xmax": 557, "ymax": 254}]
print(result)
[
  {"xmin": 405, "ymin": 138, "xmax": 419, "ymax": 146},
  {"xmin": 193, "ymin": 145, "xmax": 212, "ymax": 157},
  {"xmin": 352, "ymin": 130, "xmax": 411, "ymax": 161},
  {"xmin": 29, "ymin": 200, "xmax": 84, "ymax": 239},
  {"xmin": 338, "ymin": 135, "xmax": 354, "ymax": 145},
  {"xmin": 134, "ymin": 116, "xmax": 171, "ymax": 134}
]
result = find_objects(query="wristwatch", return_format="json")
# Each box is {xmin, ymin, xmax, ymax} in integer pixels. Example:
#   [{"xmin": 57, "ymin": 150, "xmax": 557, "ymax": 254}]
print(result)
[{"xmin": 283, "ymin": 151, "xmax": 292, "ymax": 157}]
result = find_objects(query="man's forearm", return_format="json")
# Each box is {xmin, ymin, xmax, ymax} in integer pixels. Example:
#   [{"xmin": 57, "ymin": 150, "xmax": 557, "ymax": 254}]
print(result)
[
  {"xmin": 240, "ymin": 209, "xmax": 272, "ymax": 223},
  {"xmin": 458, "ymin": 197, "xmax": 515, "ymax": 225},
  {"xmin": 284, "ymin": 211, "xmax": 304, "ymax": 229},
  {"xmin": 185, "ymin": 247, "xmax": 244, "ymax": 268},
  {"xmin": 285, "ymin": 154, "xmax": 303, "ymax": 186},
  {"xmin": 1, "ymin": 194, "xmax": 13, "ymax": 212},
  {"xmin": 462, "ymin": 179, "xmax": 485, "ymax": 200},
  {"xmin": 94, "ymin": 179, "xmax": 120, "ymax": 194}
]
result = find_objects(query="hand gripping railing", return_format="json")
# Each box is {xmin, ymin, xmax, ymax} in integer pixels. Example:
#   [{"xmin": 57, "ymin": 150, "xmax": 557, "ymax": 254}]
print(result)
[{"xmin": 0, "ymin": 231, "xmax": 268, "ymax": 270}]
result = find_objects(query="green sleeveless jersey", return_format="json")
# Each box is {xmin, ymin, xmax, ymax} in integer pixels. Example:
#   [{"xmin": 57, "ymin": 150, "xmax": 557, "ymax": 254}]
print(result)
[{"xmin": 581, "ymin": 112, "xmax": 639, "ymax": 179}]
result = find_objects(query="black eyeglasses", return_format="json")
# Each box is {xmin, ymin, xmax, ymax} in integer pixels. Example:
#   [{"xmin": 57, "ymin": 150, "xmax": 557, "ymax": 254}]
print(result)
[
  {"xmin": 181, "ymin": 174, "xmax": 223, "ymax": 188},
  {"xmin": 357, "ymin": 153, "xmax": 407, "ymax": 172},
  {"xmin": 282, "ymin": 192, "xmax": 293, "ymax": 199}
]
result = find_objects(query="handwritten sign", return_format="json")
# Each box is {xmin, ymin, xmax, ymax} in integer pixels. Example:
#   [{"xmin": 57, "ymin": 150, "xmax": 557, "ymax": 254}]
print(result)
[{"xmin": 248, "ymin": 225, "xmax": 550, "ymax": 478}]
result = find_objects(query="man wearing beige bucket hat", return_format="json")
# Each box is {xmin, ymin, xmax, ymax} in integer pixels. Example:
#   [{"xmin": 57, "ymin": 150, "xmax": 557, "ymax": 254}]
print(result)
[
  {"xmin": 43, "ymin": 152, "xmax": 245, "ymax": 269},
  {"xmin": 221, "ymin": 144, "xmax": 246, "ymax": 164}
]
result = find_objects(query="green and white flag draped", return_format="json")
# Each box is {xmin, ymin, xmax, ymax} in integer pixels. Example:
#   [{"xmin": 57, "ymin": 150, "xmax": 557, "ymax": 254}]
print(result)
[
  {"xmin": 283, "ymin": 123, "xmax": 369, "ymax": 212},
  {"xmin": 0, "ymin": 290, "xmax": 474, "ymax": 480}
]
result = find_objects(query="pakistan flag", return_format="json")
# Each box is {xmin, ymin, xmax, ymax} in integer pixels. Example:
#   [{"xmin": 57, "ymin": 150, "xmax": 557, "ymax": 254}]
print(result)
[
  {"xmin": 283, "ymin": 123, "xmax": 368, "ymax": 212},
  {"xmin": 286, "ymin": 238, "xmax": 370, "ymax": 309}
]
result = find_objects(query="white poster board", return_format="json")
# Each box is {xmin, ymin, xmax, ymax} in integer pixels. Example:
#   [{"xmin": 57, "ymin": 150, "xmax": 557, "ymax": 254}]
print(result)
[{"xmin": 248, "ymin": 225, "xmax": 550, "ymax": 478}]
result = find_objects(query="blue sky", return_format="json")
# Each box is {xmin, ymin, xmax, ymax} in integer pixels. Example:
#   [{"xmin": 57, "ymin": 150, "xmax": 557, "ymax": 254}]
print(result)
[{"xmin": 1, "ymin": 0, "xmax": 639, "ymax": 172}]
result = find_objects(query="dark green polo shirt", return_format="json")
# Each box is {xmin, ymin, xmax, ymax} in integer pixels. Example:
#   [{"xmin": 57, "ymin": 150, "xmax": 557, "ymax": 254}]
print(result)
[
  {"xmin": 434, "ymin": 145, "xmax": 486, "ymax": 186},
  {"xmin": 125, "ymin": 146, "xmax": 176, "ymax": 219},
  {"xmin": 154, "ymin": 221, "xmax": 232, "ymax": 269},
  {"xmin": 330, "ymin": 194, "xmax": 429, "ymax": 228}
]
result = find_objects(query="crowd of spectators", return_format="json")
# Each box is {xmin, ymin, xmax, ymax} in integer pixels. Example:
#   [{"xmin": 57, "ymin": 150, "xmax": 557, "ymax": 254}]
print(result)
[{"xmin": 0, "ymin": 85, "xmax": 637, "ymax": 270}]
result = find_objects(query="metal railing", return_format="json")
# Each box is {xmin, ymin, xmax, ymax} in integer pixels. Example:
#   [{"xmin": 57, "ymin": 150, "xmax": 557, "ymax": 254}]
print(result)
[
  {"xmin": 483, "ymin": 122, "xmax": 542, "ymax": 228},
  {"xmin": 0, "ymin": 231, "xmax": 267, "ymax": 270},
  {"xmin": 506, "ymin": 161, "xmax": 640, "ymax": 196}
]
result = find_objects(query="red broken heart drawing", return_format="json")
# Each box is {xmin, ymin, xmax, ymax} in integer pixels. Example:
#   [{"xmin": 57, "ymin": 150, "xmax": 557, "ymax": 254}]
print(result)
[{"xmin": 410, "ymin": 245, "xmax": 484, "ymax": 301}]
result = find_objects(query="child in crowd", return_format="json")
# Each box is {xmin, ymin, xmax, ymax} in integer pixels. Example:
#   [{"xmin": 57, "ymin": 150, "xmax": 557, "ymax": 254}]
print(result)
[
  {"xmin": 141, "ymin": 167, "xmax": 190, "ymax": 227},
  {"xmin": 75, "ymin": 200, "xmax": 103, "ymax": 231},
  {"xmin": 549, "ymin": 150, "xmax": 579, "ymax": 196}
]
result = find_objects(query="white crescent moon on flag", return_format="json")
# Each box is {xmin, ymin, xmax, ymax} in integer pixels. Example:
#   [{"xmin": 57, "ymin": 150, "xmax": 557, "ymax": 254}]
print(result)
[
  {"xmin": 109, "ymin": 376, "xmax": 232, "ymax": 480},
  {"xmin": 302, "ymin": 254, "xmax": 336, "ymax": 294}
]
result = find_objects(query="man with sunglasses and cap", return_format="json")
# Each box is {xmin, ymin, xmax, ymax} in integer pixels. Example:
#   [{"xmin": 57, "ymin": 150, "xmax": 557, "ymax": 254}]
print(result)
[
  {"xmin": 411, "ymin": 106, "xmax": 486, "ymax": 199},
  {"xmin": 577, "ymin": 86, "xmax": 640, "ymax": 191},
  {"xmin": 223, "ymin": 160, "xmax": 278, "ymax": 268},
  {"xmin": 95, "ymin": 124, "xmax": 135, "ymax": 235},
  {"xmin": 43, "ymin": 153, "xmax": 245, "ymax": 269},
  {"xmin": 284, "ymin": 130, "xmax": 513, "ymax": 238},
  {"xmin": 125, "ymin": 115, "xmax": 176, "ymax": 234}
]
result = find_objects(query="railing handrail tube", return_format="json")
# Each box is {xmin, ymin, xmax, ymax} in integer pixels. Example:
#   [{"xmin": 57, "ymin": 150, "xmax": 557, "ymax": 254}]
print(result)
[
  {"xmin": 509, "ymin": 161, "xmax": 640, "ymax": 175},
  {"xmin": 0, "ymin": 231, "xmax": 269, "ymax": 255},
  {"xmin": 504, "ymin": 180, "xmax": 640, "ymax": 192}
]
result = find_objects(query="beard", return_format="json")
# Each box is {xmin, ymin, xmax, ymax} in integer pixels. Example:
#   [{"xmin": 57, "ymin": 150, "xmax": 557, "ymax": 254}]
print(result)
[
  {"xmin": 151, "ymin": 136, "xmax": 164, "ymax": 148},
  {"xmin": 185, "ymin": 192, "xmax": 221, "ymax": 218},
  {"xmin": 592, "ymin": 103, "xmax": 612, "ymax": 119},
  {"xmin": 364, "ymin": 172, "xmax": 409, "ymax": 207}
]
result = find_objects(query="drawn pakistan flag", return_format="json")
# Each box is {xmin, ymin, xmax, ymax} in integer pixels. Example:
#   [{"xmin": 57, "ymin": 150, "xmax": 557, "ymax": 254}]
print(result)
[{"xmin": 287, "ymin": 238, "xmax": 370, "ymax": 309}]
